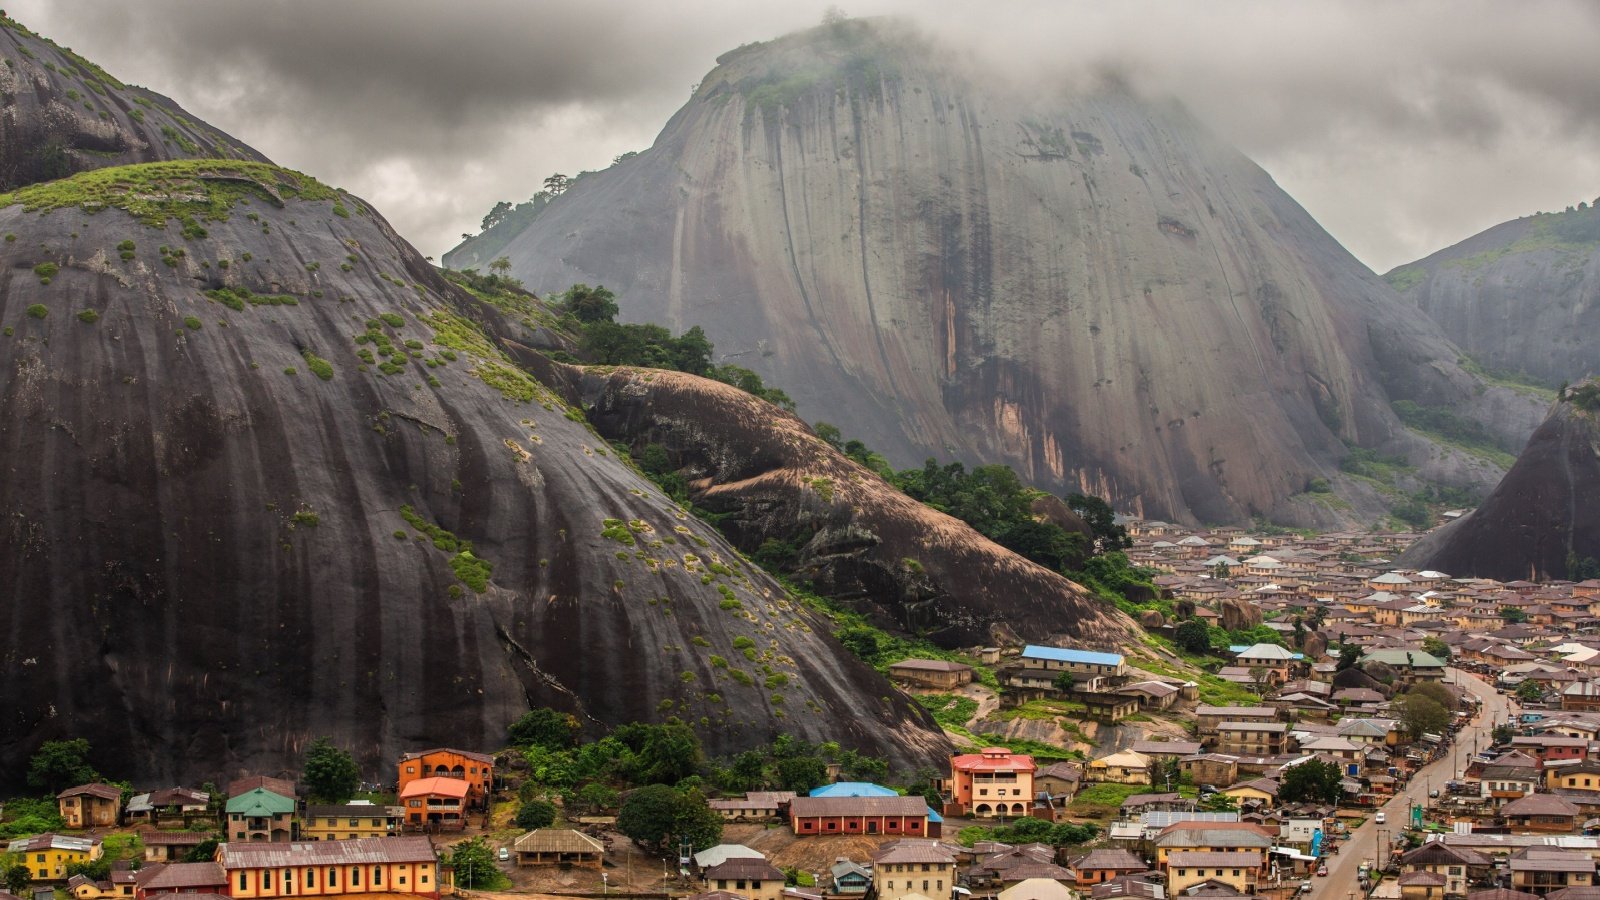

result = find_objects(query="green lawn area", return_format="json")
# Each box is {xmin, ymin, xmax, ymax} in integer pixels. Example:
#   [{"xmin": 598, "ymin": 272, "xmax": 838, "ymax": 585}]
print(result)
[{"xmin": 1070, "ymin": 782, "xmax": 1147, "ymax": 818}]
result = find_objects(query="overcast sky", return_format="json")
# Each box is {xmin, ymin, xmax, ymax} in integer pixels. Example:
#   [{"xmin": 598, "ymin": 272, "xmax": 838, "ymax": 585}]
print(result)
[{"xmin": 13, "ymin": 0, "xmax": 1600, "ymax": 272}]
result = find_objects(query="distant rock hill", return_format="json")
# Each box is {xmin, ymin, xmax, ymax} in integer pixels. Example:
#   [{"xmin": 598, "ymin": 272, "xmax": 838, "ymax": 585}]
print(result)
[
  {"xmin": 1399, "ymin": 380, "xmax": 1600, "ymax": 581},
  {"xmin": 0, "ymin": 16, "xmax": 266, "ymax": 188},
  {"xmin": 0, "ymin": 15, "xmax": 981, "ymax": 786},
  {"xmin": 450, "ymin": 18, "xmax": 1543, "ymax": 527},
  {"xmin": 1385, "ymin": 204, "xmax": 1600, "ymax": 388}
]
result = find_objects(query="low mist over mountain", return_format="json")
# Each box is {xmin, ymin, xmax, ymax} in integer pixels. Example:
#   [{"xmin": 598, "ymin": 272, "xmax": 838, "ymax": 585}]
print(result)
[{"xmin": 451, "ymin": 19, "xmax": 1542, "ymax": 528}]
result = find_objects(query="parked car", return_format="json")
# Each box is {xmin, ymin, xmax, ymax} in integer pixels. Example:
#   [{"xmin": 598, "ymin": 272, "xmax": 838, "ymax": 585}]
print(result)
[
  {"xmin": 1375, "ymin": 812, "xmax": 1387, "ymax": 824},
  {"xmin": 1429, "ymin": 789, "xmax": 1440, "ymax": 798},
  {"xmin": 498, "ymin": 847, "xmax": 510, "ymax": 862},
  {"xmin": 1317, "ymin": 866, "xmax": 1329, "ymax": 877}
]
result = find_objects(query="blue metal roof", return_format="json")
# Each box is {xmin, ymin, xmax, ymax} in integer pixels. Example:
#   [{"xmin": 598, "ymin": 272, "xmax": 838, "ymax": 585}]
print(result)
[
  {"xmin": 1021, "ymin": 645, "xmax": 1124, "ymax": 666},
  {"xmin": 809, "ymin": 782, "xmax": 898, "ymax": 797}
]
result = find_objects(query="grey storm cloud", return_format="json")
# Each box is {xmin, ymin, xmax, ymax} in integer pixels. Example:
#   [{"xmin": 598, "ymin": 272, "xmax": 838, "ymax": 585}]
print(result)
[{"xmin": 11, "ymin": 0, "xmax": 1600, "ymax": 271}]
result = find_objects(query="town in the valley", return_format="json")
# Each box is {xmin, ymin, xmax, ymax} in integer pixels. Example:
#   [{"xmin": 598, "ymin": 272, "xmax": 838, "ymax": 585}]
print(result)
[{"xmin": 7, "ymin": 519, "xmax": 1600, "ymax": 900}]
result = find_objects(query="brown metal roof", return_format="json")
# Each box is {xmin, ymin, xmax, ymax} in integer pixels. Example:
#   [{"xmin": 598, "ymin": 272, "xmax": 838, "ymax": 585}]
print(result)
[
  {"xmin": 398, "ymin": 747, "xmax": 495, "ymax": 764},
  {"xmin": 872, "ymin": 841, "xmax": 957, "ymax": 865},
  {"xmin": 704, "ymin": 859, "xmax": 785, "ymax": 881},
  {"xmin": 791, "ymin": 796, "xmax": 928, "ymax": 819},
  {"xmin": 57, "ymin": 783, "xmax": 123, "ymax": 801},
  {"xmin": 889, "ymin": 659, "xmax": 973, "ymax": 672},
  {"xmin": 140, "ymin": 863, "xmax": 226, "ymax": 890},
  {"xmin": 1167, "ymin": 851, "xmax": 1262, "ymax": 867},
  {"xmin": 219, "ymin": 836, "xmax": 436, "ymax": 869}
]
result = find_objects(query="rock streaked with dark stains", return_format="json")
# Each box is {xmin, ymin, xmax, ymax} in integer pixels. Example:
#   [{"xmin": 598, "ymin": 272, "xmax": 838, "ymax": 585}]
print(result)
[
  {"xmin": 0, "ymin": 16, "xmax": 267, "ymax": 190},
  {"xmin": 0, "ymin": 166, "xmax": 950, "ymax": 788},
  {"xmin": 526, "ymin": 361, "xmax": 1139, "ymax": 649},
  {"xmin": 1398, "ymin": 388, "xmax": 1600, "ymax": 581},
  {"xmin": 452, "ymin": 20, "xmax": 1543, "ymax": 527},
  {"xmin": 1385, "ymin": 208, "xmax": 1600, "ymax": 387}
]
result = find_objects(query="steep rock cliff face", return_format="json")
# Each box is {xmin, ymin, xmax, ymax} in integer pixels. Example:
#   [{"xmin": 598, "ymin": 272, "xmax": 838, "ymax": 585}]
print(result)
[
  {"xmin": 1398, "ymin": 385, "xmax": 1600, "ymax": 581},
  {"xmin": 1385, "ymin": 207, "xmax": 1600, "ymax": 387},
  {"xmin": 0, "ymin": 160, "xmax": 951, "ymax": 787},
  {"xmin": 0, "ymin": 16, "xmax": 266, "ymax": 189},
  {"xmin": 525, "ymin": 362, "xmax": 1137, "ymax": 648},
  {"xmin": 454, "ymin": 21, "xmax": 1540, "ymax": 526}
]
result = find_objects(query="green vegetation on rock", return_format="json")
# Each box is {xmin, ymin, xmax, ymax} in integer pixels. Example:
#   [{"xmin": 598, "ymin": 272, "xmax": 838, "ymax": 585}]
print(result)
[{"xmin": 0, "ymin": 160, "xmax": 340, "ymax": 229}]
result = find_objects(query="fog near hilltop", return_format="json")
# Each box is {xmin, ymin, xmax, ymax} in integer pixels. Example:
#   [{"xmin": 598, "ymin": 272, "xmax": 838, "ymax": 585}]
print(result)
[{"xmin": 11, "ymin": 0, "xmax": 1600, "ymax": 271}]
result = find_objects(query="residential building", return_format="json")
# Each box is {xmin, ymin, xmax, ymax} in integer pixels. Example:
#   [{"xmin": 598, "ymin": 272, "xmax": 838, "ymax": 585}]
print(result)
[
  {"xmin": 1154, "ymin": 823, "xmax": 1273, "ymax": 869},
  {"xmin": 135, "ymin": 861, "xmax": 227, "ymax": 899},
  {"xmin": 1548, "ymin": 763, "xmax": 1600, "ymax": 794},
  {"xmin": 1035, "ymin": 762, "xmax": 1082, "ymax": 806},
  {"xmin": 949, "ymin": 748, "xmax": 1036, "ymax": 818},
  {"xmin": 395, "ymin": 749, "xmax": 494, "ymax": 811},
  {"xmin": 6, "ymin": 835, "xmax": 103, "ymax": 882},
  {"xmin": 1165, "ymin": 851, "xmax": 1261, "ymax": 894},
  {"xmin": 1360, "ymin": 650, "xmax": 1447, "ymax": 685},
  {"xmin": 1019, "ymin": 646, "xmax": 1127, "ymax": 680},
  {"xmin": 1500, "ymin": 795, "xmax": 1581, "ymax": 834},
  {"xmin": 1509, "ymin": 847, "xmax": 1595, "ymax": 896},
  {"xmin": 301, "ymin": 804, "xmax": 403, "ymax": 841},
  {"xmin": 888, "ymin": 659, "xmax": 975, "ymax": 690},
  {"xmin": 398, "ymin": 778, "xmax": 468, "ymax": 830},
  {"xmin": 1215, "ymin": 722, "xmax": 1288, "ymax": 756},
  {"xmin": 1401, "ymin": 871, "xmax": 1449, "ymax": 900},
  {"xmin": 708, "ymin": 792, "xmax": 796, "ymax": 822},
  {"xmin": 216, "ymin": 836, "xmax": 443, "ymax": 899},
  {"xmin": 1072, "ymin": 849, "xmax": 1151, "ymax": 885},
  {"xmin": 226, "ymin": 788, "xmax": 295, "ymax": 843},
  {"xmin": 703, "ymin": 858, "xmax": 785, "ymax": 900},
  {"xmin": 1087, "ymin": 751, "xmax": 1153, "ymax": 785},
  {"xmin": 140, "ymin": 832, "xmax": 211, "ymax": 863},
  {"xmin": 1399, "ymin": 841, "xmax": 1493, "ymax": 896},
  {"xmin": 57, "ymin": 784, "xmax": 123, "ymax": 829},
  {"xmin": 789, "ymin": 796, "xmax": 931, "ymax": 838},
  {"xmin": 871, "ymin": 841, "xmax": 956, "ymax": 900},
  {"xmin": 126, "ymin": 789, "xmax": 209, "ymax": 827},
  {"xmin": 1196, "ymin": 707, "xmax": 1280, "ymax": 741},
  {"xmin": 829, "ymin": 859, "xmax": 872, "ymax": 894}
]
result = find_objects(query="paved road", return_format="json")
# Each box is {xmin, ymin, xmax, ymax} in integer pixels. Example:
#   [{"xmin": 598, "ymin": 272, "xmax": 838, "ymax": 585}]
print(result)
[{"xmin": 1313, "ymin": 669, "xmax": 1516, "ymax": 900}]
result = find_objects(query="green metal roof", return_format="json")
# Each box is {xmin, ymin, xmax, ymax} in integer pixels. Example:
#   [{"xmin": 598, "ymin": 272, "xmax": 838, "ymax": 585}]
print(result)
[{"xmin": 226, "ymin": 787, "xmax": 294, "ymax": 816}]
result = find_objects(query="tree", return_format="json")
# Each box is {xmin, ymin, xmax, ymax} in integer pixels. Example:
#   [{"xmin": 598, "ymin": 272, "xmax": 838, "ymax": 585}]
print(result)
[
  {"xmin": 814, "ymin": 422, "xmax": 843, "ymax": 449},
  {"xmin": 1421, "ymin": 637, "xmax": 1452, "ymax": 662},
  {"xmin": 1493, "ymin": 724, "xmax": 1515, "ymax": 745},
  {"xmin": 490, "ymin": 256, "xmax": 513, "ymax": 276},
  {"xmin": 448, "ymin": 837, "xmax": 499, "ymax": 889},
  {"xmin": 3, "ymin": 863, "xmax": 30, "ymax": 896},
  {"xmin": 1394, "ymin": 692, "xmax": 1451, "ymax": 740},
  {"xmin": 617, "ymin": 784, "xmax": 722, "ymax": 854},
  {"xmin": 776, "ymin": 755, "xmax": 828, "ymax": 793},
  {"xmin": 66, "ymin": 858, "xmax": 111, "ymax": 882},
  {"xmin": 1500, "ymin": 608, "xmax": 1528, "ymax": 624},
  {"xmin": 480, "ymin": 201, "xmax": 512, "ymax": 232},
  {"xmin": 1174, "ymin": 619, "xmax": 1212, "ymax": 655},
  {"xmin": 1515, "ymin": 680, "xmax": 1545, "ymax": 703},
  {"xmin": 562, "ymin": 283, "xmax": 619, "ymax": 324},
  {"xmin": 1067, "ymin": 493, "xmax": 1131, "ymax": 552},
  {"xmin": 636, "ymin": 719, "xmax": 702, "ymax": 785},
  {"xmin": 670, "ymin": 325, "xmax": 714, "ymax": 377},
  {"xmin": 1277, "ymin": 758, "xmax": 1345, "ymax": 805},
  {"xmin": 508, "ymin": 708, "xmax": 581, "ymax": 751},
  {"xmin": 302, "ymin": 737, "xmax": 360, "ymax": 803},
  {"xmin": 1052, "ymin": 671, "xmax": 1078, "ymax": 694},
  {"xmin": 571, "ymin": 782, "xmax": 619, "ymax": 815},
  {"xmin": 543, "ymin": 173, "xmax": 571, "ymax": 195},
  {"xmin": 1336, "ymin": 645, "xmax": 1361, "ymax": 671},
  {"xmin": 1409, "ymin": 680, "xmax": 1457, "ymax": 711},
  {"xmin": 183, "ymin": 839, "xmax": 218, "ymax": 862},
  {"xmin": 515, "ymin": 799, "xmax": 557, "ymax": 830},
  {"xmin": 27, "ymin": 738, "xmax": 99, "ymax": 793}
]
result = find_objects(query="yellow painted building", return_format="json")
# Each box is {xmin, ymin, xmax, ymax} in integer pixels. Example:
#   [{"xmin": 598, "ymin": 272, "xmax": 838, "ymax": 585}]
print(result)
[
  {"xmin": 300, "ymin": 803, "xmax": 404, "ymax": 841},
  {"xmin": 1166, "ymin": 851, "xmax": 1261, "ymax": 894},
  {"xmin": 217, "ymin": 836, "xmax": 443, "ymax": 899},
  {"xmin": 5, "ymin": 833, "xmax": 103, "ymax": 881}
]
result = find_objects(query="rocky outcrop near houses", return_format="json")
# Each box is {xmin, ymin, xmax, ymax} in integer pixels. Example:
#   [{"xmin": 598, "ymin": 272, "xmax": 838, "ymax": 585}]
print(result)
[
  {"xmin": 451, "ymin": 19, "xmax": 1542, "ymax": 527},
  {"xmin": 524, "ymin": 361, "xmax": 1140, "ymax": 648},
  {"xmin": 1398, "ymin": 383, "xmax": 1600, "ymax": 582},
  {"xmin": 0, "ymin": 18, "xmax": 952, "ymax": 786}
]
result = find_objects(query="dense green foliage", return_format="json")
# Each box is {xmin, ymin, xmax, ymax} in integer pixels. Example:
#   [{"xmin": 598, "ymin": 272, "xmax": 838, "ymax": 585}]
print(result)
[
  {"xmin": 508, "ymin": 707, "xmax": 581, "ymax": 750},
  {"xmin": 302, "ymin": 737, "xmax": 360, "ymax": 803},
  {"xmin": 0, "ymin": 160, "xmax": 341, "ymax": 227},
  {"xmin": 1174, "ymin": 619, "xmax": 1212, "ymax": 655},
  {"xmin": 447, "ymin": 837, "xmax": 506, "ymax": 889},
  {"xmin": 515, "ymin": 798, "xmax": 557, "ymax": 830},
  {"xmin": 616, "ymin": 784, "xmax": 723, "ymax": 854},
  {"xmin": 956, "ymin": 816, "xmax": 1099, "ymax": 848},
  {"xmin": 0, "ymin": 795, "xmax": 65, "ymax": 839},
  {"xmin": 1393, "ymin": 689, "xmax": 1452, "ymax": 740},
  {"xmin": 1278, "ymin": 758, "xmax": 1345, "ymax": 804},
  {"xmin": 27, "ymin": 738, "xmax": 98, "ymax": 793}
]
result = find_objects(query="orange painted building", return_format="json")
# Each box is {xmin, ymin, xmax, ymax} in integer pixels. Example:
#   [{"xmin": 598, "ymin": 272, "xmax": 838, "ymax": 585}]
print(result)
[
  {"xmin": 398, "ymin": 778, "xmax": 468, "ymax": 830},
  {"xmin": 217, "ymin": 836, "xmax": 444, "ymax": 899},
  {"xmin": 949, "ymin": 748, "xmax": 1036, "ymax": 818},
  {"xmin": 395, "ymin": 749, "xmax": 493, "ymax": 810}
]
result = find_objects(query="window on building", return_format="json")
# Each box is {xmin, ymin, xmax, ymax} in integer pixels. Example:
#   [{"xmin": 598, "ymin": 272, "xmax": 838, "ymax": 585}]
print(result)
[
  {"xmin": 374, "ymin": 866, "xmax": 383, "ymax": 883},
  {"xmin": 352, "ymin": 868, "xmax": 360, "ymax": 887},
  {"xmin": 330, "ymin": 868, "xmax": 338, "ymax": 887},
  {"xmin": 239, "ymin": 873, "xmax": 248, "ymax": 891},
  {"xmin": 307, "ymin": 869, "xmax": 316, "ymax": 888}
]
